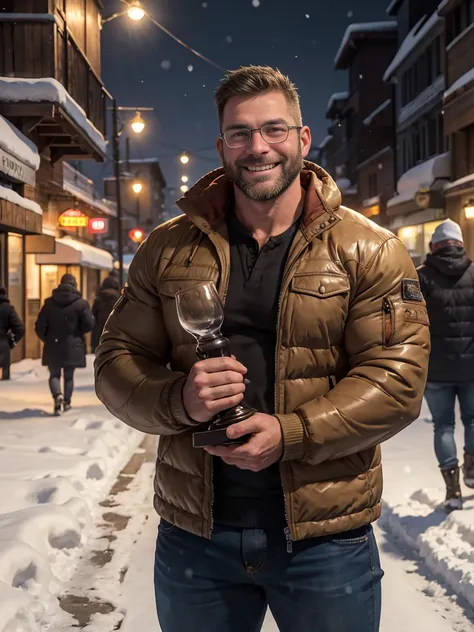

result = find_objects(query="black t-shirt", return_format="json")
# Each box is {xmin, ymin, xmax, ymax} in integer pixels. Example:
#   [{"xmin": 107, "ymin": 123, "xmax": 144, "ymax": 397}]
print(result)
[{"xmin": 213, "ymin": 210, "xmax": 300, "ymax": 529}]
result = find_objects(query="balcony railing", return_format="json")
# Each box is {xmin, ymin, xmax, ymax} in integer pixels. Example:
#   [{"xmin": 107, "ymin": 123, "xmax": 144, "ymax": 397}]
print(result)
[{"xmin": 0, "ymin": 14, "xmax": 107, "ymax": 136}]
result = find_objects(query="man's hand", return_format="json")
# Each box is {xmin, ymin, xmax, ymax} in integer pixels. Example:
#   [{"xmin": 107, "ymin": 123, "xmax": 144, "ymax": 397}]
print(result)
[
  {"xmin": 182, "ymin": 356, "xmax": 247, "ymax": 422},
  {"xmin": 204, "ymin": 413, "xmax": 283, "ymax": 471}
]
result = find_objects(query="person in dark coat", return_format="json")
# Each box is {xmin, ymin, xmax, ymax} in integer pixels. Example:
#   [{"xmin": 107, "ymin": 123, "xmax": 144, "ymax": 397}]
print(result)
[
  {"xmin": 35, "ymin": 274, "xmax": 94, "ymax": 415},
  {"xmin": 418, "ymin": 219, "xmax": 474, "ymax": 512},
  {"xmin": 0, "ymin": 286, "xmax": 25, "ymax": 380},
  {"xmin": 91, "ymin": 276, "xmax": 120, "ymax": 352}
]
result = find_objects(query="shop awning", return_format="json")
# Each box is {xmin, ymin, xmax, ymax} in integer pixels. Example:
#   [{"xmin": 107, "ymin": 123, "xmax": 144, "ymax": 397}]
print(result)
[
  {"xmin": 0, "ymin": 184, "xmax": 42, "ymax": 234},
  {"xmin": 35, "ymin": 237, "xmax": 113, "ymax": 270}
]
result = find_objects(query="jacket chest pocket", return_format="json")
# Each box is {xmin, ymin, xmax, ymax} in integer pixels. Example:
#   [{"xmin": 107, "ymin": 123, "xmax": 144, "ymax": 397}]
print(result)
[{"xmin": 290, "ymin": 272, "xmax": 350, "ymax": 299}]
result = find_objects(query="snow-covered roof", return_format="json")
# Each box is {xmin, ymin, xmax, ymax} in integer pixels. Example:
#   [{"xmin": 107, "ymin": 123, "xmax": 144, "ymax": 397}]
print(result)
[
  {"xmin": 387, "ymin": 152, "xmax": 450, "ymax": 208},
  {"xmin": 444, "ymin": 67, "xmax": 474, "ymax": 100},
  {"xmin": 0, "ymin": 13, "xmax": 56, "ymax": 21},
  {"xmin": 0, "ymin": 78, "xmax": 107, "ymax": 157},
  {"xmin": 62, "ymin": 163, "xmax": 117, "ymax": 217},
  {"xmin": 325, "ymin": 92, "xmax": 349, "ymax": 116},
  {"xmin": 0, "ymin": 184, "xmax": 43, "ymax": 215},
  {"xmin": 437, "ymin": 0, "xmax": 451, "ymax": 14},
  {"xmin": 36, "ymin": 237, "xmax": 113, "ymax": 270},
  {"xmin": 120, "ymin": 158, "xmax": 161, "ymax": 164},
  {"xmin": 363, "ymin": 99, "xmax": 391, "ymax": 126},
  {"xmin": 0, "ymin": 115, "xmax": 40, "ymax": 171},
  {"xmin": 318, "ymin": 135, "xmax": 333, "ymax": 150},
  {"xmin": 334, "ymin": 22, "xmax": 398, "ymax": 67},
  {"xmin": 383, "ymin": 13, "xmax": 442, "ymax": 81},
  {"xmin": 386, "ymin": 0, "xmax": 401, "ymax": 14},
  {"xmin": 444, "ymin": 172, "xmax": 474, "ymax": 193},
  {"xmin": 336, "ymin": 177, "xmax": 352, "ymax": 192}
]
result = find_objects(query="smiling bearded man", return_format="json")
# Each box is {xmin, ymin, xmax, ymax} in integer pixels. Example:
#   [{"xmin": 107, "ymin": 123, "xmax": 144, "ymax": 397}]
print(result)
[{"xmin": 95, "ymin": 65, "xmax": 430, "ymax": 632}]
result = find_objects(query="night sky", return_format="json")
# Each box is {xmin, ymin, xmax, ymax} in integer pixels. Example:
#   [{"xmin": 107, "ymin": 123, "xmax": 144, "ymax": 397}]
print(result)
[{"xmin": 89, "ymin": 0, "xmax": 391, "ymax": 208}]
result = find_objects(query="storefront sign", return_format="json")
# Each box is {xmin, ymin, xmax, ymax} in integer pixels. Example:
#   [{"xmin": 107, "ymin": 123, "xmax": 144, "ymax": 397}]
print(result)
[
  {"xmin": 89, "ymin": 217, "xmax": 108, "ymax": 234},
  {"xmin": 25, "ymin": 234, "xmax": 56, "ymax": 254},
  {"xmin": 415, "ymin": 187, "xmax": 431, "ymax": 209},
  {"xmin": 362, "ymin": 204, "xmax": 380, "ymax": 218},
  {"xmin": 0, "ymin": 148, "xmax": 35, "ymax": 185},
  {"xmin": 58, "ymin": 209, "xmax": 88, "ymax": 228}
]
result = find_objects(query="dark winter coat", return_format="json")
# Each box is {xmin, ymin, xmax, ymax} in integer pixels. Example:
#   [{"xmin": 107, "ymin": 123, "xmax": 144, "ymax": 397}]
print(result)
[
  {"xmin": 91, "ymin": 277, "xmax": 120, "ymax": 351},
  {"xmin": 418, "ymin": 245, "xmax": 474, "ymax": 382},
  {"xmin": 0, "ymin": 296, "xmax": 25, "ymax": 366},
  {"xmin": 35, "ymin": 283, "xmax": 94, "ymax": 368}
]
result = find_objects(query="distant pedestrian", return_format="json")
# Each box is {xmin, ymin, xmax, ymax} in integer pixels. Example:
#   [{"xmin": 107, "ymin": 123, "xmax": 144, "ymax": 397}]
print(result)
[
  {"xmin": 418, "ymin": 219, "xmax": 474, "ymax": 511},
  {"xmin": 91, "ymin": 276, "xmax": 120, "ymax": 352},
  {"xmin": 35, "ymin": 274, "xmax": 94, "ymax": 415},
  {"xmin": 0, "ymin": 286, "xmax": 25, "ymax": 380}
]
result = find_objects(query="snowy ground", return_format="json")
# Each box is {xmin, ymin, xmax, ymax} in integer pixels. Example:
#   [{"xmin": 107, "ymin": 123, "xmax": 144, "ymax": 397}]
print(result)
[{"xmin": 1, "ymin": 359, "xmax": 474, "ymax": 631}]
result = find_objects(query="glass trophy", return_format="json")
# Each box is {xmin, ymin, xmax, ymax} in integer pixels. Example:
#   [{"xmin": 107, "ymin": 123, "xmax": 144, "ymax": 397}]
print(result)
[{"xmin": 175, "ymin": 281, "xmax": 256, "ymax": 448}]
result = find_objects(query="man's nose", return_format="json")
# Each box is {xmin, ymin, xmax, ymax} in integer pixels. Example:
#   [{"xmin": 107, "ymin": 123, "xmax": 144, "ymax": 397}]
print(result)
[{"xmin": 247, "ymin": 129, "xmax": 270, "ymax": 154}]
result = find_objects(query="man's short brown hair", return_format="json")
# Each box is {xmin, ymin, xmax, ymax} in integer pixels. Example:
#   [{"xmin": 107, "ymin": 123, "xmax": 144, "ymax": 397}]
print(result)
[{"xmin": 215, "ymin": 65, "xmax": 302, "ymax": 128}]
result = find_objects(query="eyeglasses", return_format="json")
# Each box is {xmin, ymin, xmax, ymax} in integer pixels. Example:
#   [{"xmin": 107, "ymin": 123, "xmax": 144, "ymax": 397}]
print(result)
[{"xmin": 220, "ymin": 123, "xmax": 302, "ymax": 149}]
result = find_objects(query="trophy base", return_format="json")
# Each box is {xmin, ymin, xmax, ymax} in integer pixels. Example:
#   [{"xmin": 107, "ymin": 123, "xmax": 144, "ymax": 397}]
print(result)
[{"xmin": 192, "ymin": 405, "xmax": 256, "ymax": 448}]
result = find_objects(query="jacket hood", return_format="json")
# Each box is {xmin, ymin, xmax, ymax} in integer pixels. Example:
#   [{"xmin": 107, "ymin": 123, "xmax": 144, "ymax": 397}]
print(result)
[
  {"xmin": 52, "ymin": 283, "xmax": 83, "ymax": 306},
  {"xmin": 424, "ymin": 245, "xmax": 472, "ymax": 279},
  {"xmin": 176, "ymin": 161, "xmax": 342, "ymax": 230},
  {"xmin": 0, "ymin": 296, "xmax": 9, "ymax": 304},
  {"xmin": 101, "ymin": 276, "xmax": 120, "ymax": 291},
  {"xmin": 98, "ymin": 287, "xmax": 120, "ymax": 300}
]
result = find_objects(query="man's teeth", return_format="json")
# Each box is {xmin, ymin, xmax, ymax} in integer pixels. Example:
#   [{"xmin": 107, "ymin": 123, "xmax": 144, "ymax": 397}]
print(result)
[{"xmin": 245, "ymin": 164, "xmax": 277, "ymax": 172}]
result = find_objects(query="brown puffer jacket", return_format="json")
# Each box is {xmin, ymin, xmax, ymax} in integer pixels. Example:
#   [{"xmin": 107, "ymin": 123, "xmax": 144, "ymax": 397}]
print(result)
[{"xmin": 95, "ymin": 162, "xmax": 430, "ymax": 543}]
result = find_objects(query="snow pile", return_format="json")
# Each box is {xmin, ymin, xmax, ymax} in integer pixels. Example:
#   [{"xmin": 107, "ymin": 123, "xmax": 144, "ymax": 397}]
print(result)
[
  {"xmin": 0, "ymin": 185, "xmax": 43, "ymax": 215},
  {"xmin": 325, "ymin": 92, "xmax": 349, "ymax": 116},
  {"xmin": 0, "ymin": 115, "xmax": 40, "ymax": 170},
  {"xmin": 384, "ymin": 13, "xmax": 441, "ymax": 81},
  {"xmin": 318, "ymin": 135, "xmax": 333, "ymax": 150},
  {"xmin": 363, "ymin": 99, "xmax": 391, "ymax": 126},
  {"xmin": 0, "ymin": 357, "xmax": 142, "ymax": 632},
  {"xmin": 387, "ymin": 152, "xmax": 450, "ymax": 207},
  {"xmin": 335, "ymin": 22, "xmax": 397, "ymax": 66},
  {"xmin": 0, "ymin": 78, "xmax": 107, "ymax": 156},
  {"xmin": 444, "ymin": 67, "xmax": 474, "ymax": 100}
]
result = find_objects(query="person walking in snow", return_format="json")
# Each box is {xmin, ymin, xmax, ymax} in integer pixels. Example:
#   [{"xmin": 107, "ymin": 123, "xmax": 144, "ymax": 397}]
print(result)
[
  {"xmin": 0, "ymin": 285, "xmax": 25, "ymax": 380},
  {"xmin": 418, "ymin": 219, "xmax": 474, "ymax": 511},
  {"xmin": 35, "ymin": 274, "xmax": 94, "ymax": 415},
  {"xmin": 95, "ymin": 66, "xmax": 430, "ymax": 631},
  {"xmin": 91, "ymin": 276, "xmax": 121, "ymax": 352}
]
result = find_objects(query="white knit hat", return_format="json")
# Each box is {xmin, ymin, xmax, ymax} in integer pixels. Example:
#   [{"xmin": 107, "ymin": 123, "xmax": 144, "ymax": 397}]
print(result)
[{"xmin": 431, "ymin": 219, "xmax": 463, "ymax": 245}]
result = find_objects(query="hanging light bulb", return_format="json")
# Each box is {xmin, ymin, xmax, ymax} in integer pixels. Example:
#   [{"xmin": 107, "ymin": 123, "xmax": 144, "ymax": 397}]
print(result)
[
  {"xmin": 180, "ymin": 153, "xmax": 190, "ymax": 165},
  {"xmin": 131, "ymin": 111, "xmax": 145, "ymax": 134},
  {"xmin": 132, "ymin": 181, "xmax": 143, "ymax": 194},
  {"xmin": 181, "ymin": 175, "xmax": 189, "ymax": 183},
  {"xmin": 128, "ymin": 2, "xmax": 145, "ymax": 21}
]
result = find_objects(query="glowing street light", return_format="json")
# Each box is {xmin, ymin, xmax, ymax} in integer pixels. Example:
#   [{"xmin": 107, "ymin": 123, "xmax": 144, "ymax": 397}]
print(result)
[
  {"xmin": 131, "ymin": 111, "xmax": 145, "ymax": 134},
  {"xmin": 180, "ymin": 153, "xmax": 190, "ymax": 165},
  {"xmin": 127, "ymin": 2, "xmax": 145, "ymax": 21},
  {"xmin": 465, "ymin": 199, "xmax": 474, "ymax": 220},
  {"xmin": 180, "ymin": 184, "xmax": 189, "ymax": 193},
  {"xmin": 181, "ymin": 175, "xmax": 189, "ymax": 183},
  {"xmin": 132, "ymin": 181, "xmax": 143, "ymax": 194}
]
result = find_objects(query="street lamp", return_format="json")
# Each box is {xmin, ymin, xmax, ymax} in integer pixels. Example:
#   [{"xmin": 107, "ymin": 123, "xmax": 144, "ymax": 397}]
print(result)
[
  {"xmin": 180, "ymin": 153, "xmax": 190, "ymax": 165},
  {"xmin": 131, "ymin": 111, "xmax": 146, "ymax": 134},
  {"xmin": 127, "ymin": 1, "xmax": 145, "ymax": 20},
  {"xmin": 464, "ymin": 199, "xmax": 474, "ymax": 219},
  {"xmin": 180, "ymin": 185, "xmax": 189, "ymax": 193},
  {"xmin": 181, "ymin": 175, "xmax": 189, "ymax": 183},
  {"xmin": 132, "ymin": 181, "xmax": 143, "ymax": 194}
]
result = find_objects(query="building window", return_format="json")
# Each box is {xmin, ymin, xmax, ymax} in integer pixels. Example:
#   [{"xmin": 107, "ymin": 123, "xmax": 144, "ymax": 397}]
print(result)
[
  {"xmin": 447, "ymin": 0, "xmax": 473, "ymax": 43},
  {"xmin": 368, "ymin": 173, "xmax": 378, "ymax": 198},
  {"xmin": 400, "ymin": 36, "xmax": 442, "ymax": 107}
]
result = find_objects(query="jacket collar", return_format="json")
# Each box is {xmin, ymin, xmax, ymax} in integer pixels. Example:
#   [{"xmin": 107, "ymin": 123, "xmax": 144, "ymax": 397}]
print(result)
[{"xmin": 176, "ymin": 161, "xmax": 342, "ymax": 241}]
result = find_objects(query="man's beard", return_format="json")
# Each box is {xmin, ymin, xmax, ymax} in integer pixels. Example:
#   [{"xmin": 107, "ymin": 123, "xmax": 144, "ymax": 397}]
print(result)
[{"xmin": 222, "ymin": 143, "xmax": 303, "ymax": 202}]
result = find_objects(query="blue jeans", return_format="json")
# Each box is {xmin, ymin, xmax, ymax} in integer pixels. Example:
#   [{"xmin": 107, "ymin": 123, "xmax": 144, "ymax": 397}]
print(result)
[
  {"xmin": 154, "ymin": 521, "xmax": 383, "ymax": 632},
  {"xmin": 424, "ymin": 382, "xmax": 474, "ymax": 469}
]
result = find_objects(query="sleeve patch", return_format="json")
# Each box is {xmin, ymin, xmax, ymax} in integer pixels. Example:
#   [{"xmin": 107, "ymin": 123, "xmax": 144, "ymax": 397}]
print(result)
[
  {"xmin": 402, "ymin": 278, "xmax": 424, "ymax": 303},
  {"xmin": 404, "ymin": 305, "xmax": 429, "ymax": 326}
]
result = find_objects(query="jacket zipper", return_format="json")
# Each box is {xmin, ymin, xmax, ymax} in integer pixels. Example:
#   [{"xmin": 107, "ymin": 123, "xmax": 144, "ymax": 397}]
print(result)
[{"xmin": 382, "ymin": 297, "xmax": 394, "ymax": 346}]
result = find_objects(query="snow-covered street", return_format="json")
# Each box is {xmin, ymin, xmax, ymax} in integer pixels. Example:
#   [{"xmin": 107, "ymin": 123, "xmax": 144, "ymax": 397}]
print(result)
[{"xmin": 1, "ymin": 358, "xmax": 474, "ymax": 631}]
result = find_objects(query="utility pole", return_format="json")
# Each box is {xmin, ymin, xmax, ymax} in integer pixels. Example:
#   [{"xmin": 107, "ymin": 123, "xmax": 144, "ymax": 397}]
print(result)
[{"xmin": 112, "ymin": 99, "xmax": 124, "ymax": 287}]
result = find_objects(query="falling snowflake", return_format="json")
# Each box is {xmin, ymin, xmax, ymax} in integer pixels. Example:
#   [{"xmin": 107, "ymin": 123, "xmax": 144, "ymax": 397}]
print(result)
[
  {"xmin": 305, "ymin": 13, "xmax": 310, "ymax": 18},
  {"xmin": 252, "ymin": 0, "xmax": 260, "ymax": 6},
  {"xmin": 187, "ymin": 65, "xmax": 194, "ymax": 72},
  {"xmin": 202, "ymin": 1, "xmax": 208, "ymax": 7},
  {"xmin": 203, "ymin": 84, "xmax": 206, "ymax": 87},
  {"xmin": 378, "ymin": 163, "xmax": 383, "ymax": 170},
  {"xmin": 359, "ymin": 74, "xmax": 363, "ymax": 79},
  {"xmin": 160, "ymin": 60, "xmax": 171, "ymax": 70},
  {"xmin": 295, "ymin": 55, "xmax": 298, "ymax": 59},
  {"xmin": 404, "ymin": 465, "xmax": 412, "ymax": 474},
  {"xmin": 347, "ymin": 10, "xmax": 353, "ymax": 17},
  {"xmin": 225, "ymin": 35, "xmax": 233, "ymax": 43}
]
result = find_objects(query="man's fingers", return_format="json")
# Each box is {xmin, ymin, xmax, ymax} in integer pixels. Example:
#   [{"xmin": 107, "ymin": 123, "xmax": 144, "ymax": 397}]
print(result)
[
  {"xmin": 195, "ymin": 370, "xmax": 245, "ymax": 389},
  {"xmin": 226, "ymin": 417, "xmax": 264, "ymax": 440},
  {"xmin": 195, "ymin": 357, "xmax": 247, "ymax": 375}
]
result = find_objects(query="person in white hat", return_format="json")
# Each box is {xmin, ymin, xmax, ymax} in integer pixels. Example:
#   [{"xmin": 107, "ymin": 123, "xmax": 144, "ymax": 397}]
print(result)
[{"xmin": 418, "ymin": 219, "xmax": 474, "ymax": 511}]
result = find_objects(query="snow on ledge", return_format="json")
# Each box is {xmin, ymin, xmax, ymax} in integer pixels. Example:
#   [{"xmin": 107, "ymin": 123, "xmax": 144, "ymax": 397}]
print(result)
[
  {"xmin": 0, "ymin": 13, "xmax": 56, "ymax": 21},
  {"xmin": 325, "ymin": 92, "xmax": 349, "ymax": 115},
  {"xmin": 363, "ymin": 99, "xmax": 391, "ymax": 126},
  {"xmin": 0, "ymin": 115, "xmax": 40, "ymax": 170},
  {"xmin": 0, "ymin": 184, "xmax": 42, "ymax": 215},
  {"xmin": 384, "ymin": 13, "xmax": 442, "ymax": 81},
  {"xmin": 444, "ymin": 67, "xmax": 474, "ymax": 100},
  {"xmin": 0, "ymin": 78, "xmax": 107, "ymax": 156},
  {"xmin": 444, "ymin": 172, "xmax": 474, "ymax": 191},
  {"xmin": 335, "ymin": 21, "xmax": 397, "ymax": 66},
  {"xmin": 387, "ymin": 153, "xmax": 450, "ymax": 208},
  {"xmin": 318, "ymin": 135, "xmax": 333, "ymax": 150}
]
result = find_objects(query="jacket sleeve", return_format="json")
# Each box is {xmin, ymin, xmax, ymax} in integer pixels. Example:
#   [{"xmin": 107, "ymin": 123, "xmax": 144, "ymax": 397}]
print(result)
[
  {"xmin": 34, "ymin": 304, "xmax": 48, "ymax": 342},
  {"xmin": 275, "ymin": 236, "xmax": 431, "ymax": 464},
  {"xmin": 8, "ymin": 307, "xmax": 25, "ymax": 341},
  {"xmin": 79, "ymin": 301, "xmax": 94, "ymax": 334},
  {"xmin": 94, "ymin": 235, "xmax": 198, "ymax": 436}
]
